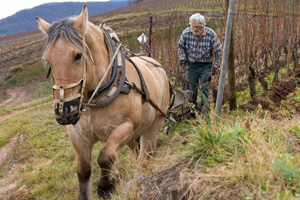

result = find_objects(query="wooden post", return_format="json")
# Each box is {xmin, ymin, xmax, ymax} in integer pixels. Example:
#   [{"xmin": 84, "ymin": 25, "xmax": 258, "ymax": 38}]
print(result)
[
  {"xmin": 226, "ymin": 0, "xmax": 236, "ymax": 111},
  {"xmin": 148, "ymin": 14, "xmax": 153, "ymax": 57},
  {"xmin": 215, "ymin": 0, "xmax": 235, "ymax": 115},
  {"xmin": 294, "ymin": 37, "xmax": 299, "ymax": 69}
]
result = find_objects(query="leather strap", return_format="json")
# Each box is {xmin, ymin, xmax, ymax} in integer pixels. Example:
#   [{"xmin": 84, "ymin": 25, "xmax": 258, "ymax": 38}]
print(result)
[
  {"xmin": 87, "ymin": 27, "xmax": 126, "ymax": 106},
  {"xmin": 125, "ymin": 55, "xmax": 150, "ymax": 102}
]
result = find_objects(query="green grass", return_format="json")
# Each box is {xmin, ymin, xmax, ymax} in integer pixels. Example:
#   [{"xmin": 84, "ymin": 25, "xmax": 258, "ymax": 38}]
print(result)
[
  {"xmin": 0, "ymin": 101, "xmax": 52, "ymax": 148},
  {"xmin": 0, "ymin": 95, "xmax": 53, "ymax": 117},
  {"xmin": 0, "ymin": 104, "xmax": 178, "ymax": 199},
  {"xmin": 186, "ymin": 121, "xmax": 247, "ymax": 166},
  {"xmin": 0, "ymin": 64, "xmax": 47, "ymax": 89},
  {"xmin": 1, "ymin": 100, "xmax": 300, "ymax": 199}
]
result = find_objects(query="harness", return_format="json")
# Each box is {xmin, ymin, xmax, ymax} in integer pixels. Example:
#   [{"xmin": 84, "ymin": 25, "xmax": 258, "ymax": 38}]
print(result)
[
  {"xmin": 50, "ymin": 24, "xmax": 172, "ymax": 125},
  {"xmin": 86, "ymin": 25, "xmax": 127, "ymax": 107},
  {"xmin": 85, "ymin": 24, "xmax": 150, "ymax": 107}
]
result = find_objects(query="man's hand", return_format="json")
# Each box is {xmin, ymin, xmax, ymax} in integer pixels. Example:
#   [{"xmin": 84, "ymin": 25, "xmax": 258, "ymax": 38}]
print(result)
[{"xmin": 180, "ymin": 60, "xmax": 188, "ymax": 68}]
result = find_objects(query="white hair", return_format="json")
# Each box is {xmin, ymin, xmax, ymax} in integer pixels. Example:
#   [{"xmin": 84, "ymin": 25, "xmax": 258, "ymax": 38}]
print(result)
[{"xmin": 189, "ymin": 13, "xmax": 206, "ymax": 26}]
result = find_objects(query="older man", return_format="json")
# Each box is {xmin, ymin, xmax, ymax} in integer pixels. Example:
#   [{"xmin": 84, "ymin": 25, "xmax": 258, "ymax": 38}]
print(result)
[{"xmin": 178, "ymin": 13, "xmax": 222, "ymax": 117}]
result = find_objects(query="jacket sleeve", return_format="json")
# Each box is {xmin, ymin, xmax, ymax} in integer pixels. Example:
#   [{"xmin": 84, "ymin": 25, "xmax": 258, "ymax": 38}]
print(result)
[
  {"xmin": 178, "ymin": 34, "xmax": 188, "ymax": 62},
  {"xmin": 214, "ymin": 37, "xmax": 222, "ymax": 69}
]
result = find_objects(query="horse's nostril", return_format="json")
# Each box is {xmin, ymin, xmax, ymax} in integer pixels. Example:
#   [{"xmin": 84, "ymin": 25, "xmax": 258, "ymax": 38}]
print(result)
[{"xmin": 64, "ymin": 106, "xmax": 71, "ymax": 114}]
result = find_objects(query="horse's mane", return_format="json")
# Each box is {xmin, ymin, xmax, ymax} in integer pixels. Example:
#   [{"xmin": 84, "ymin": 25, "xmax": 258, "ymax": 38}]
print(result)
[{"xmin": 44, "ymin": 17, "xmax": 84, "ymax": 55}]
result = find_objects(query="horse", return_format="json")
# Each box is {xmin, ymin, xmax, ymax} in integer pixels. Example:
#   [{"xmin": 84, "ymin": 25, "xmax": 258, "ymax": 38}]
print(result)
[{"xmin": 36, "ymin": 5, "xmax": 170, "ymax": 200}]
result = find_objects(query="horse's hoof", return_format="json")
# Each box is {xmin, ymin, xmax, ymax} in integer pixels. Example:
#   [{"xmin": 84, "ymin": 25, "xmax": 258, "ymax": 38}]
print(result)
[{"xmin": 97, "ymin": 183, "xmax": 115, "ymax": 199}]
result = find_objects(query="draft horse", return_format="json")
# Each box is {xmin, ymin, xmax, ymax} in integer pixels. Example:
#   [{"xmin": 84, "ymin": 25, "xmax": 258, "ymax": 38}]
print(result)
[{"xmin": 36, "ymin": 6, "xmax": 169, "ymax": 200}]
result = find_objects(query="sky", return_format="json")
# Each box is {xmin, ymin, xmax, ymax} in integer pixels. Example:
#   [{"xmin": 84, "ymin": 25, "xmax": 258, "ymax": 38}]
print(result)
[{"xmin": 0, "ymin": 0, "xmax": 110, "ymax": 20}]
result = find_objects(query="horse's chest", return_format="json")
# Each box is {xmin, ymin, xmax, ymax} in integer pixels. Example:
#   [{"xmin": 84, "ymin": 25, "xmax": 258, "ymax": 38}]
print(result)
[{"xmin": 78, "ymin": 117, "xmax": 116, "ymax": 142}]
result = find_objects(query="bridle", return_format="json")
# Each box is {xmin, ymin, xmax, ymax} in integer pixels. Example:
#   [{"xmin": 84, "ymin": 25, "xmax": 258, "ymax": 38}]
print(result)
[
  {"xmin": 51, "ymin": 26, "xmax": 125, "ymax": 125},
  {"xmin": 50, "ymin": 24, "xmax": 173, "ymax": 126},
  {"xmin": 52, "ymin": 37, "xmax": 89, "ymax": 125}
]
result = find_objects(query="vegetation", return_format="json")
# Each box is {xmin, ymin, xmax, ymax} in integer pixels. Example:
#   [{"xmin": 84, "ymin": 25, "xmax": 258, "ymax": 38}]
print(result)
[
  {"xmin": 1, "ymin": 103, "xmax": 300, "ymax": 199},
  {"xmin": 0, "ymin": 0, "xmax": 300, "ymax": 199}
]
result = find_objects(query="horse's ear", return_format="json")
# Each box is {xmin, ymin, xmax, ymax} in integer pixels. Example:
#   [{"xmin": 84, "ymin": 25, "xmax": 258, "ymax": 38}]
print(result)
[
  {"xmin": 74, "ymin": 5, "xmax": 88, "ymax": 36},
  {"xmin": 36, "ymin": 17, "xmax": 51, "ymax": 34}
]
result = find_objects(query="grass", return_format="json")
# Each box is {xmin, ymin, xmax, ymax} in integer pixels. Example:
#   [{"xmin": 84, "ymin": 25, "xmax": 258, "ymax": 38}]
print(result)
[
  {"xmin": 176, "ymin": 111, "xmax": 300, "ymax": 199},
  {"xmin": 0, "ymin": 100, "xmax": 53, "ymax": 148},
  {"xmin": 0, "ymin": 95, "xmax": 53, "ymax": 117},
  {"xmin": 0, "ymin": 63, "xmax": 47, "ymax": 89},
  {"xmin": 0, "ymin": 3, "xmax": 299, "ymax": 198},
  {"xmin": 1, "ymin": 101, "xmax": 300, "ymax": 199}
]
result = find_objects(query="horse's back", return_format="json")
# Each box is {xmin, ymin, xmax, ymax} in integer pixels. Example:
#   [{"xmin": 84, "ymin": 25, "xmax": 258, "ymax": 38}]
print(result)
[{"xmin": 129, "ymin": 56, "xmax": 169, "ymax": 110}]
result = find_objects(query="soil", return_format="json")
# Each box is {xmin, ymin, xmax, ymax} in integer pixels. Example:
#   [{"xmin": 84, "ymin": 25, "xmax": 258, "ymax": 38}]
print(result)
[
  {"xmin": 239, "ymin": 97, "xmax": 270, "ymax": 111},
  {"xmin": 238, "ymin": 80, "xmax": 297, "ymax": 112},
  {"xmin": 0, "ymin": 135, "xmax": 19, "ymax": 169},
  {"xmin": 0, "ymin": 86, "xmax": 37, "ymax": 169},
  {"xmin": 268, "ymin": 80, "xmax": 296, "ymax": 107}
]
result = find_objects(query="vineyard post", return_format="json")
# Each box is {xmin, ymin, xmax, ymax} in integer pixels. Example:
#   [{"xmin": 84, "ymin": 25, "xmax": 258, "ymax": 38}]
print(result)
[
  {"xmin": 148, "ymin": 14, "xmax": 153, "ymax": 57},
  {"xmin": 215, "ymin": 0, "xmax": 235, "ymax": 115},
  {"xmin": 226, "ymin": 0, "xmax": 236, "ymax": 111}
]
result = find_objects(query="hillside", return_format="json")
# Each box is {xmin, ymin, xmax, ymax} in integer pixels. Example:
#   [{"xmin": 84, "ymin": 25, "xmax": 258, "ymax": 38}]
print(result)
[
  {"xmin": 0, "ymin": 1, "xmax": 131, "ymax": 37},
  {"xmin": 0, "ymin": 0, "xmax": 300, "ymax": 199}
]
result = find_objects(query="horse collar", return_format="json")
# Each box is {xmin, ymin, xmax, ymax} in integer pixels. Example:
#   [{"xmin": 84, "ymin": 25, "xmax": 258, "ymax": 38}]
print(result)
[{"xmin": 86, "ymin": 26, "xmax": 127, "ymax": 107}]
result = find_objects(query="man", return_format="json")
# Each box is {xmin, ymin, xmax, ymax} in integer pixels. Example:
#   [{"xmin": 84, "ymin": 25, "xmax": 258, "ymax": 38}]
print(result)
[{"xmin": 178, "ymin": 13, "xmax": 222, "ymax": 118}]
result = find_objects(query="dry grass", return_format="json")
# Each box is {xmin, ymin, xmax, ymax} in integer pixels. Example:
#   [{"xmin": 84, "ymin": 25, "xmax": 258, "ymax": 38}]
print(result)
[
  {"xmin": 119, "ymin": 109, "xmax": 300, "ymax": 200},
  {"xmin": 0, "ymin": 97, "xmax": 300, "ymax": 200}
]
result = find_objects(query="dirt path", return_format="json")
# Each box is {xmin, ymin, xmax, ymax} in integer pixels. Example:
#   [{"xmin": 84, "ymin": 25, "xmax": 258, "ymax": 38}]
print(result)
[
  {"xmin": 0, "ymin": 87, "xmax": 34, "ymax": 108},
  {"xmin": 0, "ymin": 86, "xmax": 40, "ymax": 169},
  {"xmin": 0, "ymin": 135, "xmax": 19, "ymax": 168},
  {"xmin": 0, "ymin": 109, "xmax": 28, "ymax": 169}
]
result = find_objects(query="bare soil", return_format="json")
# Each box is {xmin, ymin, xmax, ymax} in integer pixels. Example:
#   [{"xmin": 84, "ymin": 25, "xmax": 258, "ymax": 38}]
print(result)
[
  {"xmin": 0, "ymin": 86, "xmax": 37, "ymax": 169},
  {"xmin": 0, "ymin": 86, "xmax": 35, "ymax": 108},
  {"xmin": 238, "ymin": 80, "xmax": 297, "ymax": 111}
]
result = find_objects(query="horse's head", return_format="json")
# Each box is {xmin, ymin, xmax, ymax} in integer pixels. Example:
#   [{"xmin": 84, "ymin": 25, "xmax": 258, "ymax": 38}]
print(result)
[{"xmin": 37, "ymin": 6, "xmax": 97, "ymax": 125}]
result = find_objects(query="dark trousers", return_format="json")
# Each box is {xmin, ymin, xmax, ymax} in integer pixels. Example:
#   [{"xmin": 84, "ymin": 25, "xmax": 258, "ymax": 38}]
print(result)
[{"xmin": 185, "ymin": 62, "xmax": 212, "ymax": 110}]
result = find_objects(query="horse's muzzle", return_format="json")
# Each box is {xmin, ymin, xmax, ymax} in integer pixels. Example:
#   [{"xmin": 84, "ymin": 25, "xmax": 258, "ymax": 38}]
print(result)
[{"xmin": 54, "ymin": 99, "xmax": 81, "ymax": 125}]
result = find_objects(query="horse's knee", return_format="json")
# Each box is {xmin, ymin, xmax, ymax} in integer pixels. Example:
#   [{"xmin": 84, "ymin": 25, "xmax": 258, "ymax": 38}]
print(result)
[
  {"xmin": 97, "ymin": 150, "xmax": 116, "ymax": 170},
  {"xmin": 77, "ymin": 164, "xmax": 91, "ymax": 183}
]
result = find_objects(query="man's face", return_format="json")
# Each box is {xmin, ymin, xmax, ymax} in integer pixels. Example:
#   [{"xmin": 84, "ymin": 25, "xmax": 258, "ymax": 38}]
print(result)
[{"xmin": 191, "ymin": 21, "xmax": 204, "ymax": 36}]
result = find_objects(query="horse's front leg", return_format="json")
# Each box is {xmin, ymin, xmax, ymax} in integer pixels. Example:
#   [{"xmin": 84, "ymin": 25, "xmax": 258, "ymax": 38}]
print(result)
[
  {"xmin": 67, "ymin": 126, "xmax": 93, "ymax": 200},
  {"xmin": 97, "ymin": 121, "xmax": 134, "ymax": 198}
]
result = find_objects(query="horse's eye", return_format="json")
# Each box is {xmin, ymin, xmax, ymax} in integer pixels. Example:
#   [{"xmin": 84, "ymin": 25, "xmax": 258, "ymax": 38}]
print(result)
[{"xmin": 74, "ymin": 53, "xmax": 82, "ymax": 62}]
